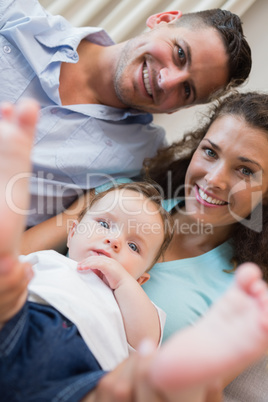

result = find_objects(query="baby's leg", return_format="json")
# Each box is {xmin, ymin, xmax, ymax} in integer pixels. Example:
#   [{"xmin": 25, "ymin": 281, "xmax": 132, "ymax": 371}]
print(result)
[
  {"xmin": 0, "ymin": 99, "xmax": 39, "ymax": 256},
  {"xmin": 149, "ymin": 263, "xmax": 268, "ymax": 396},
  {"xmin": 0, "ymin": 100, "xmax": 38, "ymax": 328}
]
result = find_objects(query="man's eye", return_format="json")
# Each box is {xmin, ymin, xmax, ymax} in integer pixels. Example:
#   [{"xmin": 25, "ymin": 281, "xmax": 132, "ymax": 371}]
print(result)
[
  {"xmin": 184, "ymin": 82, "xmax": 191, "ymax": 99},
  {"xmin": 128, "ymin": 242, "xmax": 139, "ymax": 253},
  {"xmin": 99, "ymin": 220, "xmax": 109, "ymax": 229}
]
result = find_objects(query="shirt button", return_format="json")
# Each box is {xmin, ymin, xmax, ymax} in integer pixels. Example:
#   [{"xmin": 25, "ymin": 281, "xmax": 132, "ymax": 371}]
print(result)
[
  {"xmin": 105, "ymin": 139, "xmax": 113, "ymax": 147},
  {"xmin": 3, "ymin": 45, "xmax": 11, "ymax": 54},
  {"xmin": 71, "ymin": 52, "xmax": 78, "ymax": 61},
  {"xmin": 51, "ymin": 108, "xmax": 58, "ymax": 114}
]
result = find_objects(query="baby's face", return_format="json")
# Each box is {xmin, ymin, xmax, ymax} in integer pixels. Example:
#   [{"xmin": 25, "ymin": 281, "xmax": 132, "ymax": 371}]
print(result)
[{"xmin": 67, "ymin": 189, "xmax": 164, "ymax": 279}]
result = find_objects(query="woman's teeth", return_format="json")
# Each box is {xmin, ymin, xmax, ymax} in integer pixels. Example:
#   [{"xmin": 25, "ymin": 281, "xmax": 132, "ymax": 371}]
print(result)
[
  {"xmin": 143, "ymin": 65, "xmax": 152, "ymax": 96},
  {"xmin": 198, "ymin": 188, "xmax": 226, "ymax": 205}
]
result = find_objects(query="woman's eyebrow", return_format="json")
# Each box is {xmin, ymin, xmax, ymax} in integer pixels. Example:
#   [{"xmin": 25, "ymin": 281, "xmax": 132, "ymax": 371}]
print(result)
[
  {"xmin": 204, "ymin": 138, "xmax": 221, "ymax": 151},
  {"xmin": 204, "ymin": 139, "xmax": 263, "ymax": 170},
  {"xmin": 239, "ymin": 156, "xmax": 262, "ymax": 170}
]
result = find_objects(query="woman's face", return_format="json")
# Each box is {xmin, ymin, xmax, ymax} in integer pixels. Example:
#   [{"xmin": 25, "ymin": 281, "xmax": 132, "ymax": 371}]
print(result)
[{"xmin": 184, "ymin": 114, "xmax": 268, "ymax": 229}]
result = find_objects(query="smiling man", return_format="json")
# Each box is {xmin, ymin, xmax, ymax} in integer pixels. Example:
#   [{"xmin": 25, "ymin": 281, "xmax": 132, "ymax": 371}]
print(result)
[
  {"xmin": 0, "ymin": 1, "xmax": 251, "ymax": 226},
  {"xmin": 111, "ymin": 15, "xmax": 230, "ymax": 113}
]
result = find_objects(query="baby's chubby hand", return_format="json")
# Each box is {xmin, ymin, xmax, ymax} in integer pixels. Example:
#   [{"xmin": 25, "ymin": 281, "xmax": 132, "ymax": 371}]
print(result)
[{"xmin": 77, "ymin": 256, "xmax": 131, "ymax": 290}]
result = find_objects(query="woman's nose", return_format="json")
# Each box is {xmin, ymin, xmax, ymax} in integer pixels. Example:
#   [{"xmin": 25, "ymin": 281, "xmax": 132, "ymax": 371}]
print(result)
[{"xmin": 204, "ymin": 166, "xmax": 228, "ymax": 190}]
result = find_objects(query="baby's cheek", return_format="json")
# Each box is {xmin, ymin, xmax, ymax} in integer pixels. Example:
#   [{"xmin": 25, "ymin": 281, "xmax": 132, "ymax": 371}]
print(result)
[{"xmin": 68, "ymin": 242, "xmax": 82, "ymax": 261}]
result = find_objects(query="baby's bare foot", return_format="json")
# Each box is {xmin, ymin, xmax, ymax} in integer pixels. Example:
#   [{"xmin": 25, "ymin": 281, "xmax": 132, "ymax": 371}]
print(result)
[
  {"xmin": 150, "ymin": 263, "xmax": 268, "ymax": 390},
  {"xmin": 0, "ymin": 99, "xmax": 39, "ymax": 256}
]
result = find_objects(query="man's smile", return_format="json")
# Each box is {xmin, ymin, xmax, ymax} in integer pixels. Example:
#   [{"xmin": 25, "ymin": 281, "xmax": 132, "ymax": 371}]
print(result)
[{"xmin": 142, "ymin": 64, "xmax": 153, "ymax": 96}]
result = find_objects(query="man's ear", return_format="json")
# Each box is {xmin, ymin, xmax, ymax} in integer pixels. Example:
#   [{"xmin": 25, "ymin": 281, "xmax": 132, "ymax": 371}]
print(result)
[
  {"xmin": 146, "ymin": 10, "xmax": 182, "ymax": 29},
  {"xmin": 137, "ymin": 272, "xmax": 150, "ymax": 286},
  {"xmin": 67, "ymin": 220, "xmax": 78, "ymax": 248}
]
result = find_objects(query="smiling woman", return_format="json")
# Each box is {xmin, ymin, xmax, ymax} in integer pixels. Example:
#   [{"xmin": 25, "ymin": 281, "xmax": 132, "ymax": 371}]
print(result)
[
  {"xmin": 144, "ymin": 91, "xmax": 268, "ymax": 279},
  {"xmin": 184, "ymin": 114, "xmax": 267, "ymax": 229}
]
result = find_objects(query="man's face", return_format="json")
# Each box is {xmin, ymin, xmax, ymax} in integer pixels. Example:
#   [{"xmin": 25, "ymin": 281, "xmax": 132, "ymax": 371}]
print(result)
[{"xmin": 114, "ymin": 24, "xmax": 229, "ymax": 114}]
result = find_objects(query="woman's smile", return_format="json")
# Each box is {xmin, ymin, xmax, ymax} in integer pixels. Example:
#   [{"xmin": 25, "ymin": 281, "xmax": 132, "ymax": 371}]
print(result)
[{"xmin": 195, "ymin": 184, "xmax": 228, "ymax": 207}]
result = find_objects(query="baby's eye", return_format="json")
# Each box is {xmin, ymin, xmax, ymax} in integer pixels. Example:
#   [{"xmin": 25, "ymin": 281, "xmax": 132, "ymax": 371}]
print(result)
[
  {"xmin": 128, "ymin": 242, "xmax": 139, "ymax": 253},
  {"xmin": 99, "ymin": 220, "xmax": 109, "ymax": 229},
  {"xmin": 178, "ymin": 46, "xmax": 186, "ymax": 61}
]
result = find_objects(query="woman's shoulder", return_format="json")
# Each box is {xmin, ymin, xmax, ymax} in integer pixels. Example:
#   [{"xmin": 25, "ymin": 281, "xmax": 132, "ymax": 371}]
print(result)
[{"xmin": 151, "ymin": 241, "xmax": 234, "ymax": 272}]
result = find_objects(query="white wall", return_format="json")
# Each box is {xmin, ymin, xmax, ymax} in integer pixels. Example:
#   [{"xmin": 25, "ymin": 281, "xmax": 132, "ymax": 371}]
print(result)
[
  {"xmin": 154, "ymin": 0, "xmax": 268, "ymax": 143},
  {"xmin": 242, "ymin": 0, "xmax": 268, "ymax": 91}
]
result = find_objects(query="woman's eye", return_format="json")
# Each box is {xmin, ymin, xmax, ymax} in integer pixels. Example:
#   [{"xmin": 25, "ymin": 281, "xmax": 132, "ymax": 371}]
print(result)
[
  {"xmin": 178, "ymin": 46, "xmax": 185, "ymax": 61},
  {"xmin": 128, "ymin": 242, "xmax": 139, "ymax": 253},
  {"xmin": 205, "ymin": 148, "xmax": 217, "ymax": 158},
  {"xmin": 99, "ymin": 220, "xmax": 109, "ymax": 229},
  {"xmin": 240, "ymin": 167, "xmax": 253, "ymax": 177}
]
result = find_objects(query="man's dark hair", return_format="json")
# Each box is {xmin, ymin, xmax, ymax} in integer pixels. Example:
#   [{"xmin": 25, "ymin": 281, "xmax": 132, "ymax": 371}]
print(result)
[{"xmin": 175, "ymin": 9, "xmax": 252, "ymax": 96}]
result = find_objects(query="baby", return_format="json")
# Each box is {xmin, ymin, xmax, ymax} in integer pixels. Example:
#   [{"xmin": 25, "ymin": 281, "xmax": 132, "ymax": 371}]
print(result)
[
  {"xmin": 24, "ymin": 181, "xmax": 173, "ymax": 369},
  {"xmin": 0, "ymin": 99, "xmax": 172, "ymax": 400}
]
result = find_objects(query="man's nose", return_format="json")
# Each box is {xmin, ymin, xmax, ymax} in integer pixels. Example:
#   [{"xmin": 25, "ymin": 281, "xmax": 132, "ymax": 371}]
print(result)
[{"xmin": 158, "ymin": 67, "xmax": 190, "ymax": 91}]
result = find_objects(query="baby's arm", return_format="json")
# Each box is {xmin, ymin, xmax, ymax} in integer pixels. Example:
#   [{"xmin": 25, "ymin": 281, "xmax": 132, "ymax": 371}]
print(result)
[
  {"xmin": 20, "ymin": 189, "xmax": 95, "ymax": 255},
  {"xmin": 77, "ymin": 256, "xmax": 161, "ymax": 348}
]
